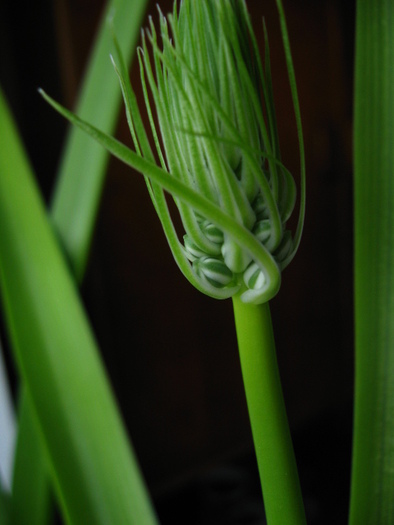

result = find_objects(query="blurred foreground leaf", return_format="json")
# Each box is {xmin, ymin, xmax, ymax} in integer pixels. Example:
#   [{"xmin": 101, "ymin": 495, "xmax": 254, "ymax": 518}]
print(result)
[{"xmin": 0, "ymin": 87, "xmax": 158, "ymax": 524}]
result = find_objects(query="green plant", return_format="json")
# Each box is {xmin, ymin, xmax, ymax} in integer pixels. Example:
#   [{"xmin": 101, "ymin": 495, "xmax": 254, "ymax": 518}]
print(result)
[
  {"xmin": 41, "ymin": 1, "xmax": 306, "ymax": 523},
  {"xmin": 349, "ymin": 0, "xmax": 394, "ymax": 522},
  {"xmin": 1, "ymin": 0, "xmax": 394, "ymax": 524}
]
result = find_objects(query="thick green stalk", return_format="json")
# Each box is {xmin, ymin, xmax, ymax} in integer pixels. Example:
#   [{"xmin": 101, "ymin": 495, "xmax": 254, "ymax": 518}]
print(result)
[
  {"xmin": 349, "ymin": 1, "xmax": 394, "ymax": 523},
  {"xmin": 232, "ymin": 295, "xmax": 306, "ymax": 525}
]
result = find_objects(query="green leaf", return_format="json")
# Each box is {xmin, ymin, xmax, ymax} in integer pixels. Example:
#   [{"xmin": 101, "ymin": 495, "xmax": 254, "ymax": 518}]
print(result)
[
  {"xmin": 11, "ymin": 1, "xmax": 151, "ymax": 521},
  {"xmin": 0, "ymin": 87, "xmax": 158, "ymax": 525},
  {"xmin": 10, "ymin": 389, "xmax": 53, "ymax": 525},
  {"xmin": 0, "ymin": 489, "xmax": 10, "ymax": 525},
  {"xmin": 273, "ymin": 0, "xmax": 305, "ymax": 267},
  {"xmin": 50, "ymin": 0, "xmax": 149, "ymax": 283},
  {"xmin": 349, "ymin": 1, "xmax": 394, "ymax": 523}
]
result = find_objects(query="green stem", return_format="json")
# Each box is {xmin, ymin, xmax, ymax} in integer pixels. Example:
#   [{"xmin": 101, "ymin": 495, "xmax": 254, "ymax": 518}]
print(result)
[
  {"xmin": 232, "ymin": 295, "xmax": 306, "ymax": 525},
  {"xmin": 349, "ymin": 0, "xmax": 394, "ymax": 523}
]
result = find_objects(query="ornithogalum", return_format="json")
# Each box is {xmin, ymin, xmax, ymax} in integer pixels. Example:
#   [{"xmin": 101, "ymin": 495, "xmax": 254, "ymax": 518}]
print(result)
[
  {"xmin": 113, "ymin": 0, "xmax": 305, "ymax": 304},
  {"xmin": 40, "ymin": 1, "xmax": 306, "ymax": 523}
]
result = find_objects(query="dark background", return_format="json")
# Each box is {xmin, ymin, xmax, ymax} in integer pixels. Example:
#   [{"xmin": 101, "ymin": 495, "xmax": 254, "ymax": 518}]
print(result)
[{"xmin": 1, "ymin": 0, "xmax": 355, "ymax": 523}]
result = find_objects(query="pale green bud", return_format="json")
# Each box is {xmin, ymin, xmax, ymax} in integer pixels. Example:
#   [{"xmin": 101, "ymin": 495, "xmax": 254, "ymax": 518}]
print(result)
[
  {"xmin": 244, "ymin": 261, "xmax": 266, "ymax": 291},
  {"xmin": 253, "ymin": 219, "xmax": 271, "ymax": 244},
  {"xmin": 183, "ymin": 235, "xmax": 208, "ymax": 261},
  {"xmin": 200, "ymin": 220, "xmax": 224, "ymax": 245},
  {"xmin": 194, "ymin": 257, "xmax": 234, "ymax": 288}
]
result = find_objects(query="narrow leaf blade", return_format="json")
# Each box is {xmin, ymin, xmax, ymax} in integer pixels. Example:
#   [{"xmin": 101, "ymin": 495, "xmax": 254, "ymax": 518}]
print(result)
[
  {"xmin": 349, "ymin": 1, "xmax": 394, "ymax": 523},
  {"xmin": 0, "ymin": 88, "xmax": 158, "ymax": 525},
  {"xmin": 50, "ymin": 0, "xmax": 149, "ymax": 282}
]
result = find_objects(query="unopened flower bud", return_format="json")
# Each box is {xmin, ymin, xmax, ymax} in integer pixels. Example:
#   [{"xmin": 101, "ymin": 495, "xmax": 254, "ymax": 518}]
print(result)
[
  {"xmin": 195, "ymin": 257, "xmax": 234, "ymax": 288},
  {"xmin": 116, "ymin": 0, "xmax": 305, "ymax": 303}
]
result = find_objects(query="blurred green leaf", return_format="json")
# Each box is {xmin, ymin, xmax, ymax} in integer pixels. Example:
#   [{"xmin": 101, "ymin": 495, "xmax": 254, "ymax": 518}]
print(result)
[
  {"xmin": 0, "ymin": 489, "xmax": 10, "ymax": 525},
  {"xmin": 0, "ymin": 87, "xmax": 158, "ymax": 524},
  {"xmin": 9, "ymin": 0, "xmax": 151, "ymax": 522},
  {"xmin": 10, "ymin": 389, "xmax": 53, "ymax": 525},
  {"xmin": 51, "ymin": 0, "xmax": 149, "ymax": 282}
]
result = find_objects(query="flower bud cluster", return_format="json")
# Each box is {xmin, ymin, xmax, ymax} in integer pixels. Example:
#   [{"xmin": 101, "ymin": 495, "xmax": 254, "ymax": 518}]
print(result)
[
  {"xmin": 183, "ymin": 192, "xmax": 293, "ymax": 296},
  {"xmin": 123, "ymin": 0, "xmax": 305, "ymax": 304}
]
